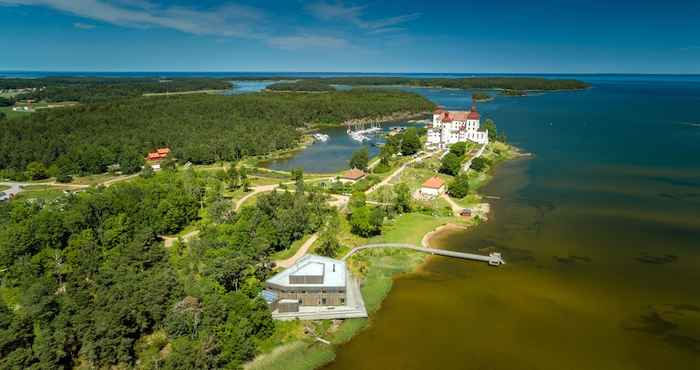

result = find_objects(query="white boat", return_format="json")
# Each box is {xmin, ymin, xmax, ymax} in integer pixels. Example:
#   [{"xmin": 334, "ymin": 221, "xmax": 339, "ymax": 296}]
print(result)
[
  {"xmin": 313, "ymin": 133, "xmax": 329, "ymax": 142},
  {"xmin": 349, "ymin": 132, "xmax": 370, "ymax": 142}
]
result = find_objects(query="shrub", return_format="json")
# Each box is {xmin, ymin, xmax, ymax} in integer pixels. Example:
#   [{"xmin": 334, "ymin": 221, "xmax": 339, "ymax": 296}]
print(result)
[{"xmin": 448, "ymin": 174, "xmax": 470, "ymax": 198}]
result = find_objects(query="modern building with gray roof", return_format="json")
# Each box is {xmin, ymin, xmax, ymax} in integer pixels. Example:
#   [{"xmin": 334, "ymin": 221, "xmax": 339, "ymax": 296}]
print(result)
[{"xmin": 264, "ymin": 255, "xmax": 367, "ymax": 320}]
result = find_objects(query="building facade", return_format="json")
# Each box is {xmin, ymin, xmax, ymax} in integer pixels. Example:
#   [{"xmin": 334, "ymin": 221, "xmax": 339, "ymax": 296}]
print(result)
[
  {"xmin": 426, "ymin": 102, "xmax": 489, "ymax": 149},
  {"xmin": 264, "ymin": 255, "xmax": 347, "ymax": 312},
  {"xmin": 420, "ymin": 176, "xmax": 446, "ymax": 198}
]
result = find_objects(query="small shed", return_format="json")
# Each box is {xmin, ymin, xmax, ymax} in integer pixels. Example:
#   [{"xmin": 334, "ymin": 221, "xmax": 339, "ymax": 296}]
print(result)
[{"xmin": 420, "ymin": 177, "xmax": 446, "ymax": 198}]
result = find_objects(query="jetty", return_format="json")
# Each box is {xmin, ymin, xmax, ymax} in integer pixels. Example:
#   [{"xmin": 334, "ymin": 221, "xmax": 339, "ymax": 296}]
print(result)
[{"xmin": 342, "ymin": 243, "xmax": 505, "ymax": 266}]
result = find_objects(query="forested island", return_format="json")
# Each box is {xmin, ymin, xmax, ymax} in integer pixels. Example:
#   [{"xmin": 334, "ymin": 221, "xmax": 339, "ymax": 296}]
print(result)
[
  {"xmin": 265, "ymin": 80, "xmax": 336, "ymax": 92},
  {"xmin": 0, "ymin": 77, "xmax": 232, "ymax": 103},
  {"xmin": 471, "ymin": 92, "xmax": 493, "ymax": 101},
  {"xmin": 0, "ymin": 90, "xmax": 433, "ymax": 180},
  {"xmin": 502, "ymin": 89, "xmax": 528, "ymax": 96},
  {"xmin": 230, "ymin": 76, "xmax": 589, "ymax": 91}
]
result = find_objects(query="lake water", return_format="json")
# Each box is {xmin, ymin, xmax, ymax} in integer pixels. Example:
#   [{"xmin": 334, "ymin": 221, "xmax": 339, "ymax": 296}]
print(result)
[
  {"xmin": 322, "ymin": 77, "xmax": 700, "ymax": 370},
  {"xmin": 259, "ymin": 122, "xmax": 425, "ymax": 173}
]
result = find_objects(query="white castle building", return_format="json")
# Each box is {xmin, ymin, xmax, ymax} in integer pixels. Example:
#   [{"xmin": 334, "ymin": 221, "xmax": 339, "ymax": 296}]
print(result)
[{"xmin": 426, "ymin": 102, "xmax": 489, "ymax": 149}]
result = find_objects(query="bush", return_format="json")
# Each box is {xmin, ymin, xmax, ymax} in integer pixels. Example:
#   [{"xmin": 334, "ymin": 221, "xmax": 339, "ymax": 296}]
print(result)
[
  {"xmin": 25, "ymin": 161, "xmax": 48, "ymax": 180},
  {"xmin": 471, "ymin": 157, "xmax": 490, "ymax": 172},
  {"xmin": 349, "ymin": 147, "xmax": 369, "ymax": 171},
  {"xmin": 449, "ymin": 142, "xmax": 467, "ymax": 158},
  {"xmin": 372, "ymin": 162, "xmax": 391, "ymax": 174},
  {"xmin": 56, "ymin": 173, "xmax": 73, "ymax": 183},
  {"xmin": 439, "ymin": 153, "xmax": 461, "ymax": 176},
  {"xmin": 448, "ymin": 174, "xmax": 470, "ymax": 198}
]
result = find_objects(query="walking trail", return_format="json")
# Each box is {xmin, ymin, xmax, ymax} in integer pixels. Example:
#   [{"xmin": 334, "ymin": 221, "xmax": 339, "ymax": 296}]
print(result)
[{"xmin": 365, "ymin": 151, "xmax": 437, "ymax": 195}]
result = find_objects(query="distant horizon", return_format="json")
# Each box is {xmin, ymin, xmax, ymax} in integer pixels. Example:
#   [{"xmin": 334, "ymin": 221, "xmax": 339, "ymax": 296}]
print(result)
[{"xmin": 2, "ymin": 70, "xmax": 700, "ymax": 76}]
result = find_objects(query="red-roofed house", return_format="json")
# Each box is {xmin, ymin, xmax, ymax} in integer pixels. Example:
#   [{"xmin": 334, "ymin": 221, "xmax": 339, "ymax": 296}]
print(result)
[
  {"xmin": 145, "ymin": 147, "xmax": 171, "ymax": 171},
  {"xmin": 420, "ymin": 177, "xmax": 446, "ymax": 198},
  {"xmin": 340, "ymin": 168, "xmax": 367, "ymax": 183}
]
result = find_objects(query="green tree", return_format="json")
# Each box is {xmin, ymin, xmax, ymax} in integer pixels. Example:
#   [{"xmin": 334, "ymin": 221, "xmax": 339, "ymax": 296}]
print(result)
[
  {"xmin": 369, "ymin": 207, "xmax": 384, "ymax": 234},
  {"xmin": 239, "ymin": 167, "xmax": 250, "ymax": 191},
  {"xmin": 161, "ymin": 157, "xmax": 177, "ymax": 171},
  {"xmin": 227, "ymin": 166, "xmax": 239, "ymax": 190},
  {"xmin": 25, "ymin": 161, "xmax": 48, "ymax": 180},
  {"xmin": 439, "ymin": 152, "xmax": 461, "ymax": 176},
  {"xmin": 292, "ymin": 167, "xmax": 304, "ymax": 194},
  {"xmin": 140, "ymin": 164, "xmax": 155, "ymax": 178},
  {"xmin": 119, "ymin": 151, "xmax": 145, "ymax": 175},
  {"xmin": 400, "ymin": 128, "xmax": 421, "ymax": 155},
  {"xmin": 349, "ymin": 191, "xmax": 366, "ymax": 210},
  {"xmin": 349, "ymin": 147, "xmax": 369, "ymax": 171},
  {"xmin": 449, "ymin": 142, "xmax": 467, "ymax": 158},
  {"xmin": 448, "ymin": 174, "xmax": 470, "ymax": 198},
  {"xmin": 393, "ymin": 183, "xmax": 412, "ymax": 213},
  {"xmin": 470, "ymin": 157, "xmax": 490, "ymax": 172},
  {"xmin": 349, "ymin": 206, "xmax": 373, "ymax": 237},
  {"xmin": 483, "ymin": 118, "xmax": 505, "ymax": 142},
  {"xmin": 316, "ymin": 212, "xmax": 341, "ymax": 257}
]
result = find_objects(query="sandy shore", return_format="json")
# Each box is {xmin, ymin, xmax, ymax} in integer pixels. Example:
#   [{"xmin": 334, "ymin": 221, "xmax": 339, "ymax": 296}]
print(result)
[{"xmin": 421, "ymin": 222, "xmax": 469, "ymax": 249}]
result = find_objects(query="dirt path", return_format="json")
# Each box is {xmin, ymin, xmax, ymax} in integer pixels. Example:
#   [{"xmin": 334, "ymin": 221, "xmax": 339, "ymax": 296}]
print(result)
[
  {"xmin": 274, "ymin": 233, "xmax": 319, "ymax": 268},
  {"xmin": 234, "ymin": 177, "xmax": 334, "ymax": 211},
  {"xmin": 365, "ymin": 151, "xmax": 437, "ymax": 195},
  {"xmin": 441, "ymin": 193, "xmax": 464, "ymax": 216},
  {"xmin": 162, "ymin": 229, "xmax": 201, "ymax": 248}
]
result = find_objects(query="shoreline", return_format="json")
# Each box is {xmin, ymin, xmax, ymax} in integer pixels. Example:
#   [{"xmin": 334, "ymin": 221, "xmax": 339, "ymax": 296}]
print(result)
[
  {"xmin": 248, "ymin": 141, "xmax": 524, "ymax": 370},
  {"xmin": 309, "ymin": 110, "xmax": 431, "ymax": 130}
]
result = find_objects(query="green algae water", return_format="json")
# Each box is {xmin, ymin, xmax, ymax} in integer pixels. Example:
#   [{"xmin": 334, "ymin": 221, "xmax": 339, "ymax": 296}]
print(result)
[{"xmin": 323, "ymin": 76, "xmax": 700, "ymax": 370}]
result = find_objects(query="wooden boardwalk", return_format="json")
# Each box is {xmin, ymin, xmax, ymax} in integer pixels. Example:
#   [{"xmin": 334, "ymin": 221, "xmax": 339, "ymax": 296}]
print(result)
[{"xmin": 342, "ymin": 243, "xmax": 505, "ymax": 266}]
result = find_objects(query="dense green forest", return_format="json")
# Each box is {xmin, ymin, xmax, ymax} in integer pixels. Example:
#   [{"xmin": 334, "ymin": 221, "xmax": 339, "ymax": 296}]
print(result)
[
  {"xmin": 265, "ymin": 80, "xmax": 336, "ymax": 92},
  {"xmin": 0, "ymin": 90, "xmax": 434, "ymax": 179},
  {"xmin": 0, "ymin": 167, "xmax": 331, "ymax": 368},
  {"xmin": 0, "ymin": 77, "xmax": 232, "ymax": 103},
  {"xmin": 230, "ymin": 76, "xmax": 588, "ymax": 90},
  {"xmin": 306, "ymin": 77, "xmax": 589, "ymax": 90}
]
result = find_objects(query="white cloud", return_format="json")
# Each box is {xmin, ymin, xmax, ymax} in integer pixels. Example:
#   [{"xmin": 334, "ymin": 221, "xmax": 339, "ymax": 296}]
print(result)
[
  {"xmin": 306, "ymin": 1, "xmax": 420, "ymax": 31},
  {"xmin": 267, "ymin": 35, "xmax": 349, "ymax": 50},
  {"xmin": 73, "ymin": 22, "xmax": 96, "ymax": 29},
  {"xmin": 0, "ymin": 0, "xmax": 266, "ymax": 38},
  {"xmin": 0, "ymin": 0, "xmax": 381, "ymax": 52}
]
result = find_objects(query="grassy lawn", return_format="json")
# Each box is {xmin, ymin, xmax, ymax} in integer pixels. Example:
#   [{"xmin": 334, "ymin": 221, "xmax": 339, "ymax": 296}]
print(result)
[
  {"xmin": 0, "ymin": 106, "xmax": 30, "ymax": 119},
  {"xmin": 0, "ymin": 184, "xmax": 9, "ymax": 192},
  {"xmin": 13, "ymin": 185, "xmax": 77, "ymax": 202},
  {"xmin": 71, "ymin": 173, "xmax": 124, "ymax": 186}
]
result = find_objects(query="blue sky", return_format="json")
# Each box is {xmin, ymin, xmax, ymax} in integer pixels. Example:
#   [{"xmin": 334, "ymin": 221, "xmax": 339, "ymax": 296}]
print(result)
[{"xmin": 1, "ymin": 0, "xmax": 699, "ymax": 73}]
